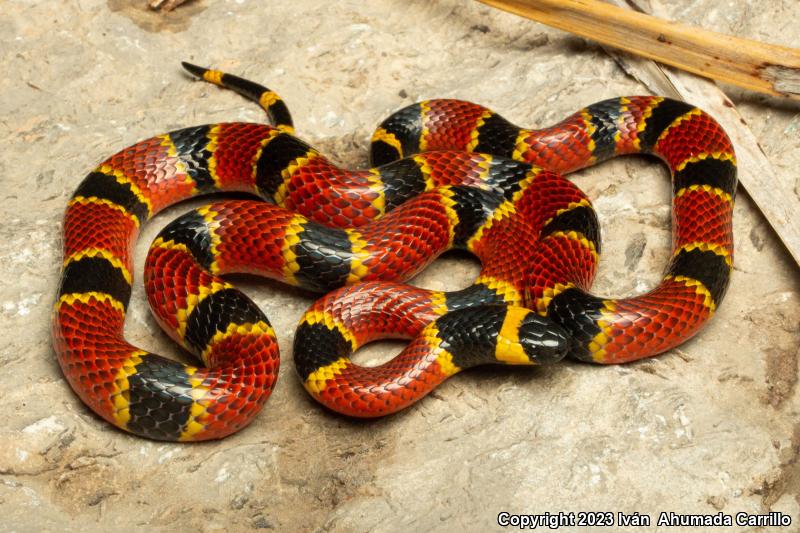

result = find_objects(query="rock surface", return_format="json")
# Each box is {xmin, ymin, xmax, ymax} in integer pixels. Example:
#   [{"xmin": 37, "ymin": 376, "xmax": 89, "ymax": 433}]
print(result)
[{"xmin": 1, "ymin": 0, "xmax": 799, "ymax": 530}]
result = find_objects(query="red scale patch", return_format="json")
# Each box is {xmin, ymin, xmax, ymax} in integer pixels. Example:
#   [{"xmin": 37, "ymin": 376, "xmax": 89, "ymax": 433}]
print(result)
[
  {"xmin": 315, "ymin": 336, "xmax": 448, "ymax": 418},
  {"xmin": 213, "ymin": 123, "xmax": 280, "ymax": 191},
  {"xmin": 655, "ymin": 113, "xmax": 733, "ymax": 171},
  {"xmin": 424, "ymin": 99, "xmax": 489, "ymax": 151},
  {"xmin": 202, "ymin": 331, "xmax": 279, "ymax": 389},
  {"xmin": 53, "ymin": 297, "xmax": 132, "ymax": 423},
  {"xmin": 673, "ymin": 189, "xmax": 734, "ymax": 252},
  {"xmin": 63, "ymin": 201, "xmax": 138, "ymax": 269},
  {"xmin": 471, "ymin": 218, "xmax": 540, "ymax": 294},
  {"xmin": 283, "ymin": 162, "xmax": 380, "ymax": 228},
  {"xmin": 189, "ymin": 331, "xmax": 278, "ymax": 440},
  {"xmin": 211, "ymin": 201, "xmax": 297, "ymax": 277},
  {"xmin": 599, "ymin": 280, "xmax": 713, "ymax": 363},
  {"xmin": 308, "ymin": 283, "xmax": 438, "ymax": 346},
  {"xmin": 417, "ymin": 151, "xmax": 490, "ymax": 187},
  {"xmin": 357, "ymin": 192, "xmax": 454, "ymax": 281},
  {"xmin": 525, "ymin": 235, "xmax": 599, "ymax": 306},
  {"xmin": 517, "ymin": 115, "xmax": 596, "ymax": 173}
]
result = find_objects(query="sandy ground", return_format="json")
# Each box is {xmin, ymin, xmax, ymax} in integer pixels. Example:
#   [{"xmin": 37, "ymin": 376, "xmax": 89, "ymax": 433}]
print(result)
[{"xmin": 1, "ymin": 0, "xmax": 799, "ymax": 531}]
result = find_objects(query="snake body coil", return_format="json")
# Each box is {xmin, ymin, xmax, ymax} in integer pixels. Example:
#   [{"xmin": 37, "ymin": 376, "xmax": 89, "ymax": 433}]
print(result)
[{"xmin": 53, "ymin": 64, "xmax": 735, "ymax": 440}]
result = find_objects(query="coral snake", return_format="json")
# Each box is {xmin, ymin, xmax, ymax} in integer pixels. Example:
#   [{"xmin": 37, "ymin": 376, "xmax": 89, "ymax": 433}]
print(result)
[{"xmin": 52, "ymin": 63, "xmax": 736, "ymax": 441}]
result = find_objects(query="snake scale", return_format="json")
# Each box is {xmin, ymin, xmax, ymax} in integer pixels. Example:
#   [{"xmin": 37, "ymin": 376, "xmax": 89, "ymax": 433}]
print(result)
[{"xmin": 52, "ymin": 63, "xmax": 736, "ymax": 441}]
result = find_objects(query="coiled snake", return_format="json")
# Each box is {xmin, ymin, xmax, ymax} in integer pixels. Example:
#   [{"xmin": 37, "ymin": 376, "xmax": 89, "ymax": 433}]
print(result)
[{"xmin": 52, "ymin": 64, "xmax": 736, "ymax": 441}]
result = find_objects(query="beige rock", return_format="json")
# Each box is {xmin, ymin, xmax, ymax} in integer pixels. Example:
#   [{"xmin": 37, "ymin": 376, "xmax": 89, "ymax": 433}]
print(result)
[{"xmin": 1, "ymin": 0, "xmax": 798, "ymax": 530}]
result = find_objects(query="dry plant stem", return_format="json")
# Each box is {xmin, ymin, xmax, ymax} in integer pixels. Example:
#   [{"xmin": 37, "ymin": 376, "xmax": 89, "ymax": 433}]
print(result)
[
  {"xmin": 476, "ymin": 0, "xmax": 800, "ymax": 100},
  {"xmin": 148, "ymin": 0, "xmax": 191, "ymax": 11}
]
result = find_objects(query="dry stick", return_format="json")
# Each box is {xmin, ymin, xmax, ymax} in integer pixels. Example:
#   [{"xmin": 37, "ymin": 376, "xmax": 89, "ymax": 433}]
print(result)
[
  {"xmin": 478, "ymin": 0, "xmax": 800, "ymax": 267},
  {"xmin": 148, "ymin": 0, "xmax": 191, "ymax": 11},
  {"xmin": 475, "ymin": 0, "xmax": 800, "ymax": 100}
]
